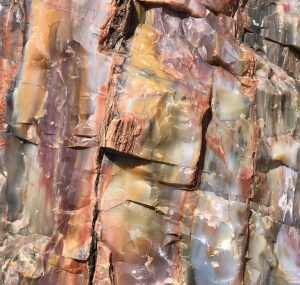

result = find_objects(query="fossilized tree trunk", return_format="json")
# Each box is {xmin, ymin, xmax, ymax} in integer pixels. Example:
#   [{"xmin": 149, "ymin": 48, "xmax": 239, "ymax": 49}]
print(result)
[{"xmin": 0, "ymin": 0, "xmax": 300, "ymax": 284}]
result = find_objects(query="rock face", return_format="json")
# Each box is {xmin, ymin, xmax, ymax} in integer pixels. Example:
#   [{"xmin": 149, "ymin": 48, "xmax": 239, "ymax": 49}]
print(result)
[{"xmin": 0, "ymin": 0, "xmax": 299, "ymax": 284}]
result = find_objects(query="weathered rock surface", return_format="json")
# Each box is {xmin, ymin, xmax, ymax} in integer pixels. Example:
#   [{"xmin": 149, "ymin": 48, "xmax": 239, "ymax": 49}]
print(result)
[{"xmin": 0, "ymin": 0, "xmax": 299, "ymax": 284}]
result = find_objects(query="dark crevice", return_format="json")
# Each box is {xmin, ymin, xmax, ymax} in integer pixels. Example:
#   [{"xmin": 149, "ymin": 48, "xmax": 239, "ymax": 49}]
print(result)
[
  {"xmin": 105, "ymin": 147, "xmax": 180, "ymax": 167},
  {"xmin": 242, "ymin": 209, "xmax": 252, "ymax": 282},
  {"xmin": 189, "ymin": 95, "xmax": 213, "ymax": 283},
  {"xmin": 189, "ymin": 78, "xmax": 213, "ymax": 282},
  {"xmin": 155, "ymin": 180, "xmax": 194, "ymax": 190},
  {"xmin": 242, "ymin": 52, "xmax": 258, "ymax": 282},
  {"xmin": 109, "ymin": 251, "xmax": 115, "ymax": 284},
  {"xmin": 126, "ymin": 199, "xmax": 161, "ymax": 212},
  {"xmin": 193, "ymin": 102, "xmax": 213, "ymax": 189},
  {"xmin": 98, "ymin": 198, "xmax": 181, "ymax": 223},
  {"xmin": 263, "ymin": 35, "xmax": 299, "ymax": 51},
  {"xmin": 87, "ymin": 148, "xmax": 105, "ymax": 285},
  {"xmin": 244, "ymin": 28, "xmax": 300, "ymax": 56}
]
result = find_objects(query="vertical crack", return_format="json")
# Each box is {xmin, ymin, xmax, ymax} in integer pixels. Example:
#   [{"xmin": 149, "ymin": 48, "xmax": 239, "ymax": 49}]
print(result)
[
  {"xmin": 194, "ymin": 97, "xmax": 213, "ymax": 189},
  {"xmin": 242, "ymin": 209, "xmax": 252, "ymax": 284},
  {"xmin": 188, "ymin": 93, "xmax": 213, "ymax": 282},
  {"xmin": 109, "ymin": 251, "xmax": 115, "ymax": 284},
  {"xmin": 242, "ymin": 107, "xmax": 257, "ymax": 284},
  {"xmin": 88, "ymin": 148, "xmax": 105, "ymax": 285}
]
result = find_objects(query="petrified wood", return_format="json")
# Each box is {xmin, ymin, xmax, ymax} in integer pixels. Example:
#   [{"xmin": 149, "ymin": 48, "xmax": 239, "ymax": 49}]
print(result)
[{"xmin": 0, "ymin": 0, "xmax": 299, "ymax": 284}]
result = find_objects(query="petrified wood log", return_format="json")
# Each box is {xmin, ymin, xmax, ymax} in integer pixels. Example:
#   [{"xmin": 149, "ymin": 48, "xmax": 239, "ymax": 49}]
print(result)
[{"xmin": 0, "ymin": 0, "xmax": 299, "ymax": 284}]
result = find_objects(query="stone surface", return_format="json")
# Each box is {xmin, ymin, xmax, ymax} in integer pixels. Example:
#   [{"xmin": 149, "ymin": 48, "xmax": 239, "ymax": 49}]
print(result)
[{"xmin": 0, "ymin": 0, "xmax": 299, "ymax": 284}]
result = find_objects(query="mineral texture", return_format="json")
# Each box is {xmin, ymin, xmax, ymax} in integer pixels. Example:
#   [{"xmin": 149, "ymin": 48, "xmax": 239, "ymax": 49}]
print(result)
[{"xmin": 0, "ymin": 0, "xmax": 299, "ymax": 284}]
